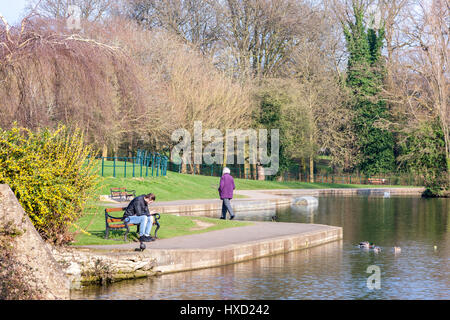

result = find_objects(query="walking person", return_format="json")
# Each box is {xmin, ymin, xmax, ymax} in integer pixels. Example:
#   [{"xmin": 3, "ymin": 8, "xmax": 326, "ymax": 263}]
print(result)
[
  {"xmin": 218, "ymin": 167, "xmax": 235, "ymax": 220},
  {"xmin": 122, "ymin": 193, "xmax": 157, "ymax": 242}
]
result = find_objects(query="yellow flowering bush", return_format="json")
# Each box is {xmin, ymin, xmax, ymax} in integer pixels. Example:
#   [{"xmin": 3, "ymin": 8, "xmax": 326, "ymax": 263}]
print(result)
[{"xmin": 0, "ymin": 125, "xmax": 98, "ymax": 244}]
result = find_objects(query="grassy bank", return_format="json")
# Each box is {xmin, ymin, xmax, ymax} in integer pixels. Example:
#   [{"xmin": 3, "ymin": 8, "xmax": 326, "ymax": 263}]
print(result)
[{"xmin": 93, "ymin": 170, "xmax": 410, "ymax": 202}]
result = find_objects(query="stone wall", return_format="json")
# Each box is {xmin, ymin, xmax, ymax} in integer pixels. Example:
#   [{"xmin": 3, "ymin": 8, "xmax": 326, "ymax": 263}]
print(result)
[
  {"xmin": 0, "ymin": 184, "xmax": 70, "ymax": 299},
  {"xmin": 51, "ymin": 247, "xmax": 159, "ymax": 289}
]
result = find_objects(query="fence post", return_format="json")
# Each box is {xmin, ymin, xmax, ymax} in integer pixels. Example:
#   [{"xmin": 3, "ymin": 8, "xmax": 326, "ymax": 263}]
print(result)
[
  {"xmin": 101, "ymin": 157, "xmax": 104, "ymax": 177},
  {"xmin": 156, "ymin": 154, "xmax": 160, "ymax": 177},
  {"xmin": 151, "ymin": 153, "xmax": 155, "ymax": 176},
  {"xmin": 164, "ymin": 156, "xmax": 168, "ymax": 176},
  {"xmin": 132, "ymin": 157, "xmax": 135, "ymax": 177},
  {"xmin": 124, "ymin": 157, "xmax": 127, "ymax": 177},
  {"xmin": 113, "ymin": 157, "xmax": 116, "ymax": 178}
]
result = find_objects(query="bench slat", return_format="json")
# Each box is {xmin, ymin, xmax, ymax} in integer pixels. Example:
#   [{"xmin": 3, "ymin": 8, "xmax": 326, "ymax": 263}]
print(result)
[
  {"xmin": 108, "ymin": 224, "xmax": 127, "ymax": 228},
  {"xmin": 105, "ymin": 207, "xmax": 127, "ymax": 213}
]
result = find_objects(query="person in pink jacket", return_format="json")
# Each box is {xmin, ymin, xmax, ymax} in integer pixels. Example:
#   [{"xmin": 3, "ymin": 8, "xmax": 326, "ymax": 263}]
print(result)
[{"xmin": 218, "ymin": 167, "xmax": 235, "ymax": 220}]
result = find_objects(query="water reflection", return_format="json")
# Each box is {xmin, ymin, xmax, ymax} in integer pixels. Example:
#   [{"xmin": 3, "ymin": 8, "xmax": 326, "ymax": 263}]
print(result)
[
  {"xmin": 232, "ymin": 208, "xmax": 276, "ymax": 221},
  {"xmin": 72, "ymin": 241, "xmax": 344, "ymax": 300},
  {"xmin": 72, "ymin": 196, "xmax": 450, "ymax": 300},
  {"xmin": 289, "ymin": 203, "xmax": 319, "ymax": 223}
]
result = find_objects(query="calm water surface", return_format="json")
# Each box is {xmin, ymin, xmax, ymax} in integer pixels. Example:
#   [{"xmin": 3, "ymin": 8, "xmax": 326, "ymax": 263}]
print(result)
[{"xmin": 72, "ymin": 196, "xmax": 449, "ymax": 300}]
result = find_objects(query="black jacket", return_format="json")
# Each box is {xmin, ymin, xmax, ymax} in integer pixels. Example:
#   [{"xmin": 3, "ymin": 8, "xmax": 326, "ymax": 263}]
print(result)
[{"xmin": 122, "ymin": 195, "xmax": 150, "ymax": 220}]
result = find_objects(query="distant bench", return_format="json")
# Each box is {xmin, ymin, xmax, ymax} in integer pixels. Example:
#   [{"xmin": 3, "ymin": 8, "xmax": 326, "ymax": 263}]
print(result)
[
  {"xmin": 104, "ymin": 207, "xmax": 161, "ymax": 241},
  {"xmin": 110, "ymin": 188, "xmax": 136, "ymax": 202},
  {"xmin": 367, "ymin": 178, "xmax": 387, "ymax": 185}
]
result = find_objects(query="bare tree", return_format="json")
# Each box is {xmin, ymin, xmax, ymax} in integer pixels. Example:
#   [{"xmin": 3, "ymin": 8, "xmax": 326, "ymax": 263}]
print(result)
[
  {"xmin": 125, "ymin": 0, "xmax": 223, "ymax": 55},
  {"xmin": 0, "ymin": 15, "xmax": 150, "ymax": 154},
  {"xmin": 399, "ymin": 0, "xmax": 449, "ymax": 181},
  {"xmin": 144, "ymin": 30, "xmax": 255, "ymax": 168},
  {"xmin": 26, "ymin": 0, "xmax": 115, "ymax": 21},
  {"xmin": 218, "ymin": 0, "xmax": 317, "ymax": 78}
]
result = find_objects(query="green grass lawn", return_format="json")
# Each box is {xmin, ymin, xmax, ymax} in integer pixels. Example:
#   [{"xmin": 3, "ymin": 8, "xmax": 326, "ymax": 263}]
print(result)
[{"xmin": 71, "ymin": 205, "xmax": 251, "ymax": 246}]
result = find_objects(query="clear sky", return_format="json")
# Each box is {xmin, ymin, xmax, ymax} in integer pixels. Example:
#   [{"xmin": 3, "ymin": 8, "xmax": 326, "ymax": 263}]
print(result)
[{"xmin": 0, "ymin": 0, "xmax": 29, "ymax": 25}]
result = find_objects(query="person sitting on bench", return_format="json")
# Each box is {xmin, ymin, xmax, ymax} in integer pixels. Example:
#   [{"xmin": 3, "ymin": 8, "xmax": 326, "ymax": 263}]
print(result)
[{"xmin": 122, "ymin": 193, "xmax": 156, "ymax": 242}]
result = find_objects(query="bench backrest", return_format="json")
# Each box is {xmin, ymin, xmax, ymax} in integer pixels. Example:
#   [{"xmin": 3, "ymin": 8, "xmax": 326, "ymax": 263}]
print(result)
[
  {"xmin": 111, "ymin": 188, "xmax": 126, "ymax": 191},
  {"xmin": 105, "ymin": 207, "xmax": 126, "ymax": 222}
]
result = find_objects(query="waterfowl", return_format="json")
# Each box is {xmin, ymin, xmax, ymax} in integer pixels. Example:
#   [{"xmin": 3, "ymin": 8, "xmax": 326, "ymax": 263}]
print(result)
[
  {"xmin": 373, "ymin": 246, "xmax": 381, "ymax": 253},
  {"xmin": 359, "ymin": 241, "xmax": 370, "ymax": 248},
  {"xmin": 394, "ymin": 247, "xmax": 401, "ymax": 253}
]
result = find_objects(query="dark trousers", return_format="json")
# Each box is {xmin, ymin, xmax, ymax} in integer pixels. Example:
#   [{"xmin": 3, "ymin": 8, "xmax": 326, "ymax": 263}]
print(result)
[{"xmin": 221, "ymin": 198, "xmax": 235, "ymax": 219}]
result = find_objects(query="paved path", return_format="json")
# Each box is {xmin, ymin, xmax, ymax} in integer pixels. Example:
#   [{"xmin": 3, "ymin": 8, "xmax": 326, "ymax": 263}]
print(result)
[
  {"xmin": 77, "ymin": 221, "xmax": 337, "ymax": 251},
  {"xmin": 100, "ymin": 191, "xmax": 288, "ymax": 208}
]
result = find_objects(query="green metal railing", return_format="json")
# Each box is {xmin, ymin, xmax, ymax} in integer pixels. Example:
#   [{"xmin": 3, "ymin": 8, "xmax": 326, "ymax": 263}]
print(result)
[
  {"xmin": 166, "ymin": 161, "xmax": 423, "ymax": 186},
  {"xmin": 167, "ymin": 162, "xmax": 259, "ymax": 179},
  {"xmin": 91, "ymin": 150, "xmax": 168, "ymax": 178}
]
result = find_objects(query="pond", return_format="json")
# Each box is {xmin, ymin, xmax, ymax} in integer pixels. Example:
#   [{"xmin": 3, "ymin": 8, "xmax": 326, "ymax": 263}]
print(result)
[{"xmin": 71, "ymin": 196, "xmax": 449, "ymax": 300}]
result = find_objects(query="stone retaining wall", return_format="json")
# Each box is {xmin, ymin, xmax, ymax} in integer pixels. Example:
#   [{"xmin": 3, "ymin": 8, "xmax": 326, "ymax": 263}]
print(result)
[{"xmin": 50, "ymin": 247, "xmax": 159, "ymax": 289}]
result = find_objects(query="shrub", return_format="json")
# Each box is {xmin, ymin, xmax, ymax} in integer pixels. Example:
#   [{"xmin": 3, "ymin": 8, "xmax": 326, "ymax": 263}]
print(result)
[{"xmin": 0, "ymin": 125, "xmax": 98, "ymax": 244}]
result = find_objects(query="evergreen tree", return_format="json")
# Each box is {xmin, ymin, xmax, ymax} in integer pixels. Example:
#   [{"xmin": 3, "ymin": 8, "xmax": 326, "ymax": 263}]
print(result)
[{"xmin": 343, "ymin": 3, "xmax": 395, "ymax": 175}]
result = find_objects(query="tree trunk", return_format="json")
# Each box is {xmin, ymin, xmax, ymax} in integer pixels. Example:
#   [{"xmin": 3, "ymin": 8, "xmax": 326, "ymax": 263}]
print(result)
[
  {"xmin": 128, "ymin": 135, "xmax": 133, "ymax": 158},
  {"xmin": 223, "ymin": 133, "xmax": 227, "ymax": 167},
  {"xmin": 309, "ymin": 131, "xmax": 314, "ymax": 183},
  {"xmin": 102, "ymin": 144, "xmax": 108, "ymax": 158},
  {"xmin": 301, "ymin": 158, "xmax": 307, "ymax": 181}
]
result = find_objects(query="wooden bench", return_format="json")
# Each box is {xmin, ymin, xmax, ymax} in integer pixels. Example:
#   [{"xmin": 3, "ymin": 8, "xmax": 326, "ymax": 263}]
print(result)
[
  {"xmin": 368, "ymin": 178, "xmax": 387, "ymax": 185},
  {"xmin": 110, "ymin": 188, "xmax": 136, "ymax": 202},
  {"xmin": 104, "ymin": 207, "xmax": 161, "ymax": 241}
]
